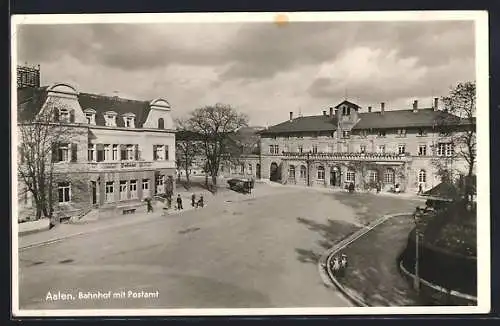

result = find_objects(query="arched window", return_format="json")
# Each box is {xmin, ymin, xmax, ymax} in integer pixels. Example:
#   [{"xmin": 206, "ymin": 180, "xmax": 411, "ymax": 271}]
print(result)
[
  {"xmin": 418, "ymin": 170, "xmax": 427, "ymax": 183},
  {"xmin": 300, "ymin": 165, "xmax": 307, "ymax": 179},
  {"xmin": 384, "ymin": 168, "xmax": 395, "ymax": 184},
  {"xmin": 289, "ymin": 165, "xmax": 295, "ymax": 178},
  {"xmin": 317, "ymin": 166, "xmax": 325, "ymax": 180},
  {"xmin": 158, "ymin": 118, "xmax": 165, "ymax": 129}
]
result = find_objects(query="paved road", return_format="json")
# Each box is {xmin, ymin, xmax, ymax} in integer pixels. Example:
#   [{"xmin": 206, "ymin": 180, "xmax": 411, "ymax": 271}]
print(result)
[{"xmin": 18, "ymin": 184, "xmax": 392, "ymax": 310}]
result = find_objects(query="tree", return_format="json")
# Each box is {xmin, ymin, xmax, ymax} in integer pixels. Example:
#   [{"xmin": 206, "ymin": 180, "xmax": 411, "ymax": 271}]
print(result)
[
  {"xmin": 433, "ymin": 81, "xmax": 476, "ymax": 201},
  {"xmin": 185, "ymin": 103, "xmax": 248, "ymax": 191},
  {"xmin": 175, "ymin": 119, "xmax": 203, "ymax": 189},
  {"xmin": 17, "ymin": 100, "xmax": 75, "ymax": 221}
]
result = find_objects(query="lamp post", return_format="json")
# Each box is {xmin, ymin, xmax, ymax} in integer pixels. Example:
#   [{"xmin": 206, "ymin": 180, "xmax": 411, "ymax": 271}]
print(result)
[{"xmin": 413, "ymin": 208, "xmax": 421, "ymax": 292}]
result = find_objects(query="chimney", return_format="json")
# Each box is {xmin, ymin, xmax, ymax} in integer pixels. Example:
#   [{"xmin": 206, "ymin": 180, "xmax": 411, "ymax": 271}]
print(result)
[
  {"xmin": 368, "ymin": 106, "xmax": 372, "ymax": 113},
  {"xmin": 413, "ymin": 100, "xmax": 418, "ymax": 112},
  {"xmin": 329, "ymin": 107, "xmax": 333, "ymax": 117},
  {"xmin": 323, "ymin": 110, "xmax": 327, "ymax": 116},
  {"xmin": 289, "ymin": 112, "xmax": 293, "ymax": 121},
  {"xmin": 380, "ymin": 102, "xmax": 385, "ymax": 114},
  {"xmin": 434, "ymin": 97, "xmax": 439, "ymax": 111}
]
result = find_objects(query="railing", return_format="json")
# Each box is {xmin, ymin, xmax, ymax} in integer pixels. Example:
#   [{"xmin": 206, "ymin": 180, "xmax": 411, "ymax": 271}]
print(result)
[{"xmin": 281, "ymin": 151, "xmax": 411, "ymax": 161}]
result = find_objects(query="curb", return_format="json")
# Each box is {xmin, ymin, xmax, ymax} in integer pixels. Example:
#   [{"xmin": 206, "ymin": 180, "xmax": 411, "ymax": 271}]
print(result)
[
  {"xmin": 318, "ymin": 212, "xmax": 413, "ymax": 307},
  {"xmin": 398, "ymin": 260, "xmax": 477, "ymax": 303}
]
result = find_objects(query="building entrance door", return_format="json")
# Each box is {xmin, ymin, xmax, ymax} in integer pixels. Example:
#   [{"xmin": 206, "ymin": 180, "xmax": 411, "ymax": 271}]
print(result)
[
  {"xmin": 256, "ymin": 163, "xmax": 261, "ymax": 179},
  {"xmin": 91, "ymin": 181, "xmax": 97, "ymax": 205},
  {"xmin": 330, "ymin": 168, "xmax": 339, "ymax": 186},
  {"xmin": 270, "ymin": 162, "xmax": 279, "ymax": 182}
]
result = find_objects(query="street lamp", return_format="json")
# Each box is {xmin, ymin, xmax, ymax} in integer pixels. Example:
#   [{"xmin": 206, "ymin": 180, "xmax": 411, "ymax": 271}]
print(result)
[{"xmin": 413, "ymin": 207, "xmax": 422, "ymax": 292}]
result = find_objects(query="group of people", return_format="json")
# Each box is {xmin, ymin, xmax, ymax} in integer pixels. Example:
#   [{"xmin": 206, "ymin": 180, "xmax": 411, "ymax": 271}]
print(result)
[
  {"xmin": 144, "ymin": 193, "xmax": 205, "ymax": 213},
  {"xmin": 330, "ymin": 253, "xmax": 348, "ymax": 277}
]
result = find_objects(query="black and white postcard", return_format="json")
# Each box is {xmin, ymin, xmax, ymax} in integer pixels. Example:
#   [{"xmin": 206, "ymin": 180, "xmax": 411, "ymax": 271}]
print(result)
[{"xmin": 11, "ymin": 11, "xmax": 490, "ymax": 317}]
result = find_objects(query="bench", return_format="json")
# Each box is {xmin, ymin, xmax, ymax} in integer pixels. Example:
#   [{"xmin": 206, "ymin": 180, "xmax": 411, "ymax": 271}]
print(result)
[{"xmin": 122, "ymin": 208, "xmax": 136, "ymax": 215}]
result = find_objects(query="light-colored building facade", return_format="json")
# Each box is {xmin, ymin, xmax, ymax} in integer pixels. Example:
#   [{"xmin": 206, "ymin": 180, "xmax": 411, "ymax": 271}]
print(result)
[
  {"xmin": 255, "ymin": 99, "xmax": 473, "ymax": 193},
  {"xmin": 17, "ymin": 83, "xmax": 176, "ymax": 220}
]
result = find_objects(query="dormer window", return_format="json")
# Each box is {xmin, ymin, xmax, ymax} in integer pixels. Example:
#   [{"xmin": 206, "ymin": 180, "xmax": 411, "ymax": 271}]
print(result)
[
  {"xmin": 342, "ymin": 106, "xmax": 351, "ymax": 116},
  {"xmin": 104, "ymin": 111, "xmax": 117, "ymax": 127},
  {"xmin": 84, "ymin": 109, "xmax": 96, "ymax": 125},
  {"xmin": 123, "ymin": 113, "xmax": 136, "ymax": 128}
]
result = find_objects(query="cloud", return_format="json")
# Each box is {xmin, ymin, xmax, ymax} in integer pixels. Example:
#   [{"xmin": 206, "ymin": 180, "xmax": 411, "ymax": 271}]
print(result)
[{"xmin": 16, "ymin": 20, "xmax": 476, "ymax": 125}]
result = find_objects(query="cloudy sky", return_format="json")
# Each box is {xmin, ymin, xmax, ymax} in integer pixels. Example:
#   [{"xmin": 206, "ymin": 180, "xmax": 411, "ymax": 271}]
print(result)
[{"xmin": 16, "ymin": 20, "xmax": 475, "ymax": 126}]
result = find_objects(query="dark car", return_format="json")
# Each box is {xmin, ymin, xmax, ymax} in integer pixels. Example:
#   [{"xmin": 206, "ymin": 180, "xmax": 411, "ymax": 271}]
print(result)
[{"xmin": 227, "ymin": 178, "xmax": 253, "ymax": 194}]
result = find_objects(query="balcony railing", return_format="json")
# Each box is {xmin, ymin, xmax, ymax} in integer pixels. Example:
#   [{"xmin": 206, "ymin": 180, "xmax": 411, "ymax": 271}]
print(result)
[{"xmin": 282, "ymin": 151, "xmax": 411, "ymax": 161}]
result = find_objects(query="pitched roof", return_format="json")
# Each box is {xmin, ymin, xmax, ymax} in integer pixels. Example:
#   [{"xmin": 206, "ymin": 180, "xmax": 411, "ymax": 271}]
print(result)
[
  {"xmin": 353, "ymin": 108, "xmax": 464, "ymax": 129},
  {"xmin": 260, "ymin": 115, "xmax": 337, "ymax": 134},
  {"xmin": 261, "ymin": 107, "xmax": 470, "ymax": 134},
  {"xmin": 17, "ymin": 87, "xmax": 152, "ymax": 127},
  {"xmin": 78, "ymin": 93, "xmax": 151, "ymax": 128}
]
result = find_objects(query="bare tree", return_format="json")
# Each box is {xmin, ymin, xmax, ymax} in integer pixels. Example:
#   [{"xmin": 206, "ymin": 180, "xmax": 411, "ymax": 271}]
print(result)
[
  {"xmin": 433, "ymin": 81, "xmax": 476, "ymax": 200},
  {"xmin": 185, "ymin": 103, "xmax": 248, "ymax": 191},
  {"xmin": 17, "ymin": 100, "xmax": 75, "ymax": 221},
  {"xmin": 175, "ymin": 119, "xmax": 203, "ymax": 189}
]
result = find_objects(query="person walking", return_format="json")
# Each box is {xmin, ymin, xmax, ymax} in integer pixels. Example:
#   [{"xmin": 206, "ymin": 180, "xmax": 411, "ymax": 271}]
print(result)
[
  {"xmin": 176, "ymin": 194, "xmax": 183, "ymax": 210},
  {"xmin": 197, "ymin": 194, "xmax": 204, "ymax": 208},
  {"xmin": 145, "ymin": 197, "xmax": 153, "ymax": 213},
  {"xmin": 191, "ymin": 193, "xmax": 196, "ymax": 207}
]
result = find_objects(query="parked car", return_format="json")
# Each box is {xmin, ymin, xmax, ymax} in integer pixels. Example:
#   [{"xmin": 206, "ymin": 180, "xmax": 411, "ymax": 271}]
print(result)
[{"xmin": 227, "ymin": 178, "xmax": 253, "ymax": 194}]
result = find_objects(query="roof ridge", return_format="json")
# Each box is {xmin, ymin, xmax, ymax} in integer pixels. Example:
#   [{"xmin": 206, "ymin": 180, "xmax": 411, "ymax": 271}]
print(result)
[{"xmin": 79, "ymin": 92, "xmax": 148, "ymax": 104}]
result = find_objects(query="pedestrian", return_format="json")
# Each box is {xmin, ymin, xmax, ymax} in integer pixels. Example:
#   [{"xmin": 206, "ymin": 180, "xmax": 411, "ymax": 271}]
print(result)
[
  {"xmin": 145, "ymin": 197, "xmax": 153, "ymax": 213},
  {"xmin": 376, "ymin": 182, "xmax": 381, "ymax": 194},
  {"xmin": 197, "ymin": 194, "xmax": 204, "ymax": 208},
  {"xmin": 191, "ymin": 193, "xmax": 196, "ymax": 207},
  {"xmin": 176, "ymin": 194, "xmax": 183, "ymax": 210},
  {"xmin": 418, "ymin": 183, "xmax": 423, "ymax": 195},
  {"xmin": 340, "ymin": 253, "xmax": 348, "ymax": 276},
  {"xmin": 331, "ymin": 256, "xmax": 341, "ymax": 275}
]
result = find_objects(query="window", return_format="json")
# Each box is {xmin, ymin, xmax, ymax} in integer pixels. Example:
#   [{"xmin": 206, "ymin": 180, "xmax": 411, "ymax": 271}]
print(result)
[
  {"xmin": 398, "ymin": 129, "xmax": 407, "ymax": 137},
  {"xmin": 398, "ymin": 144, "xmax": 406, "ymax": 155},
  {"xmin": 300, "ymin": 166, "xmax": 307, "ymax": 179},
  {"xmin": 240, "ymin": 163, "xmax": 245, "ymax": 174},
  {"xmin": 104, "ymin": 112, "xmax": 117, "ymax": 127},
  {"xmin": 418, "ymin": 129, "xmax": 428, "ymax": 137},
  {"xmin": 368, "ymin": 170, "xmax": 378, "ymax": 183},
  {"xmin": 298, "ymin": 145, "xmax": 303, "ymax": 153},
  {"xmin": 378, "ymin": 145, "xmax": 386, "ymax": 153},
  {"xmin": 120, "ymin": 181, "xmax": 128, "ymax": 200},
  {"xmin": 269, "ymin": 145, "xmax": 279, "ymax": 154},
  {"xmin": 58, "ymin": 182, "xmax": 71, "ymax": 203},
  {"xmin": 57, "ymin": 143, "xmax": 70, "ymax": 162},
  {"xmin": 384, "ymin": 168, "xmax": 395, "ymax": 184},
  {"xmin": 342, "ymin": 107, "xmax": 351, "ymax": 115},
  {"xmin": 312, "ymin": 145, "xmax": 318, "ymax": 153},
  {"xmin": 437, "ymin": 143, "xmax": 454, "ymax": 157},
  {"xmin": 104, "ymin": 144, "xmax": 111, "ymax": 161},
  {"xmin": 418, "ymin": 145, "xmax": 427, "ymax": 156},
  {"xmin": 317, "ymin": 166, "xmax": 325, "ymax": 180},
  {"xmin": 342, "ymin": 130, "xmax": 351, "ymax": 139},
  {"xmin": 59, "ymin": 109, "xmax": 70, "ymax": 123},
  {"xmin": 105, "ymin": 181, "xmax": 114, "ymax": 202},
  {"xmin": 84, "ymin": 110, "xmax": 96, "ymax": 125},
  {"xmin": 289, "ymin": 165, "xmax": 296, "ymax": 178},
  {"xmin": 164, "ymin": 145, "xmax": 169, "ymax": 160},
  {"xmin": 158, "ymin": 118, "xmax": 165, "ymax": 129},
  {"xmin": 359, "ymin": 130, "xmax": 367, "ymax": 138},
  {"xmin": 129, "ymin": 180, "xmax": 138, "ymax": 199},
  {"xmin": 126, "ymin": 145, "xmax": 134, "ymax": 160},
  {"xmin": 248, "ymin": 164, "xmax": 253, "ymax": 174},
  {"xmin": 154, "ymin": 145, "xmax": 166, "ymax": 160},
  {"xmin": 112, "ymin": 145, "xmax": 119, "ymax": 161},
  {"xmin": 142, "ymin": 179, "xmax": 150, "ymax": 198},
  {"xmin": 360, "ymin": 145, "xmax": 366, "ymax": 153},
  {"xmin": 418, "ymin": 170, "xmax": 427, "ymax": 183},
  {"xmin": 88, "ymin": 144, "xmax": 96, "ymax": 161},
  {"xmin": 156, "ymin": 175, "xmax": 165, "ymax": 194},
  {"xmin": 346, "ymin": 170, "xmax": 356, "ymax": 183},
  {"xmin": 124, "ymin": 115, "xmax": 135, "ymax": 128},
  {"xmin": 377, "ymin": 130, "xmax": 386, "ymax": 137}
]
